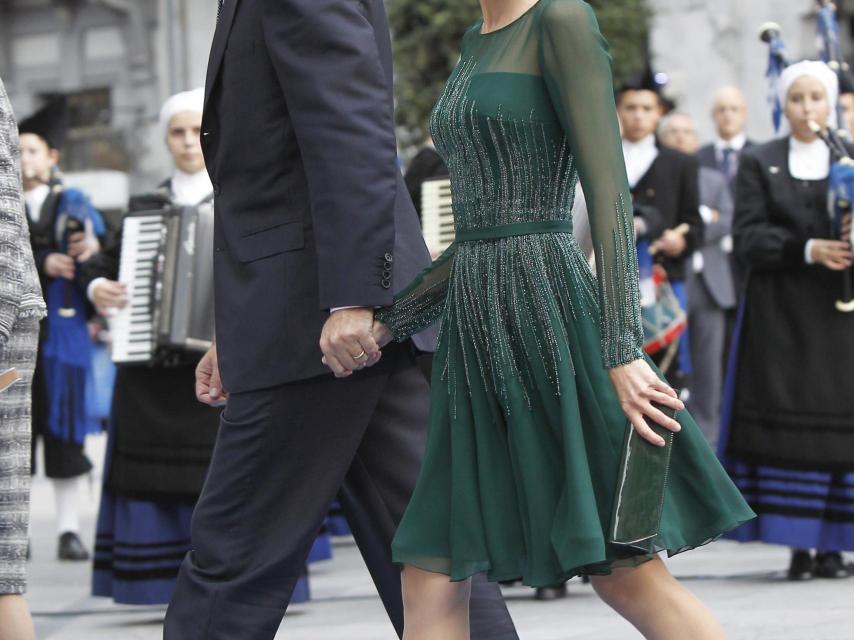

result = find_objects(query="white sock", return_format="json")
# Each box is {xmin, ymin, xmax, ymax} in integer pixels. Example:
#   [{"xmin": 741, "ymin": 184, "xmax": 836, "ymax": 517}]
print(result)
[{"xmin": 53, "ymin": 478, "xmax": 81, "ymax": 535}]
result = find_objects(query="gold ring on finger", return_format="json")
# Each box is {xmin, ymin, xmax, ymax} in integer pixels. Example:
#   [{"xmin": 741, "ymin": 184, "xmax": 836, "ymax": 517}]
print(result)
[{"xmin": 354, "ymin": 350, "xmax": 367, "ymax": 361}]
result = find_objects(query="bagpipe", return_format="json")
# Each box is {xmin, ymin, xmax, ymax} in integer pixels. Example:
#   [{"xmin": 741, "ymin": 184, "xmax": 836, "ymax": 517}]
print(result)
[{"xmin": 760, "ymin": 1, "xmax": 854, "ymax": 312}]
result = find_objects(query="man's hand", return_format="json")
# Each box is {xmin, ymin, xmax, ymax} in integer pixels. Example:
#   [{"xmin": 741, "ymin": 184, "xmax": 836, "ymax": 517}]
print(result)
[
  {"xmin": 67, "ymin": 231, "xmax": 100, "ymax": 262},
  {"xmin": 44, "ymin": 253, "xmax": 76, "ymax": 280},
  {"xmin": 92, "ymin": 280, "xmax": 128, "ymax": 311},
  {"xmin": 196, "ymin": 344, "xmax": 228, "ymax": 406},
  {"xmin": 650, "ymin": 228, "xmax": 688, "ymax": 258},
  {"xmin": 319, "ymin": 308, "xmax": 380, "ymax": 378}
]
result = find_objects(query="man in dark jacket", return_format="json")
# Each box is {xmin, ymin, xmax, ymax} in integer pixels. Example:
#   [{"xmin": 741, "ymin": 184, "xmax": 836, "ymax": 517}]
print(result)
[{"xmin": 163, "ymin": 2, "xmax": 517, "ymax": 639}]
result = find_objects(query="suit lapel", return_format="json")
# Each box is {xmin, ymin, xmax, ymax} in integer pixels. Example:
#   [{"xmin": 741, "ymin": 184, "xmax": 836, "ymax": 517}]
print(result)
[{"xmin": 204, "ymin": 0, "xmax": 241, "ymax": 113}]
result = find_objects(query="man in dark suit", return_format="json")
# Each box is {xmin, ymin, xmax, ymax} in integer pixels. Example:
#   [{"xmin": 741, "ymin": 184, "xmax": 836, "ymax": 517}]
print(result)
[
  {"xmin": 661, "ymin": 113, "xmax": 735, "ymax": 447},
  {"xmin": 163, "ymin": 2, "xmax": 517, "ymax": 639},
  {"xmin": 697, "ymin": 86, "xmax": 755, "ymax": 342},
  {"xmin": 616, "ymin": 68, "xmax": 701, "ymax": 383},
  {"xmin": 697, "ymin": 86, "xmax": 754, "ymax": 194}
]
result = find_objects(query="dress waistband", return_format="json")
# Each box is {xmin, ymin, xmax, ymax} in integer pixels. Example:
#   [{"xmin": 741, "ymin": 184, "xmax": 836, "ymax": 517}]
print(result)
[{"xmin": 455, "ymin": 219, "xmax": 572, "ymax": 243}]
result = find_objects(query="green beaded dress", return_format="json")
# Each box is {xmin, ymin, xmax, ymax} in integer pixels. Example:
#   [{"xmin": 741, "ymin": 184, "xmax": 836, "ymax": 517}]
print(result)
[{"xmin": 376, "ymin": 0, "xmax": 754, "ymax": 587}]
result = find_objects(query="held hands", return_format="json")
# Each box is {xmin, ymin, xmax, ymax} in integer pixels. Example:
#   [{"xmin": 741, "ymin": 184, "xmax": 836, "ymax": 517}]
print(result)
[
  {"xmin": 196, "ymin": 344, "xmax": 228, "ymax": 407},
  {"xmin": 319, "ymin": 308, "xmax": 382, "ymax": 378},
  {"xmin": 608, "ymin": 359, "xmax": 684, "ymax": 447}
]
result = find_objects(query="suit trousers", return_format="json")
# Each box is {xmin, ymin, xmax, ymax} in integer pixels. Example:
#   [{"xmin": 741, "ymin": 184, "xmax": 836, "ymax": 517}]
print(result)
[
  {"xmin": 163, "ymin": 343, "xmax": 517, "ymax": 640},
  {"xmin": 685, "ymin": 269, "xmax": 727, "ymax": 448}
]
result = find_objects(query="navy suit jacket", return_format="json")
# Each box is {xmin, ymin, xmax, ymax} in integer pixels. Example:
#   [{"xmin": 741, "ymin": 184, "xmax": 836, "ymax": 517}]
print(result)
[{"xmin": 202, "ymin": 0, "xmax": 437, "ymax": 393}]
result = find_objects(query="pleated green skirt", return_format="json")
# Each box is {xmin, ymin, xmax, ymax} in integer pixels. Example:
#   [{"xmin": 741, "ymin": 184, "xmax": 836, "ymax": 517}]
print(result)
[{"xmin": 390, "ymin": 233, "xmax": 755, "ymax": 587}]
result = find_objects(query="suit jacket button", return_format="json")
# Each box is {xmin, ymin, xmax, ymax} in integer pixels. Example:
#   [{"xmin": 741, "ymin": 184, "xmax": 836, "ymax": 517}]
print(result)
[
  {"xmin": 384, "ymin": 252, "xmax": 393, "ymax": 262},
  {"xmin": 213, "ymin": 183, "xmax": 221, "ymax": 195},
  {"xmin": 381, "ymin": 279, "xmax": 391, "ymax": 289},
  {"xmin": 384, "ymin": 261, "xmax": 393, "ymax": 270}
]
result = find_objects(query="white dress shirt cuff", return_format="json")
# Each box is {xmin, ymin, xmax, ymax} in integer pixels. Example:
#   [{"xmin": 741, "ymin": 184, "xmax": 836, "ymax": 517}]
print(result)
[
  {"xmin": 804, "ymin": 239, "xmax": 816, "ymax": 264},
  {"xmin": 87, "ymin": 277, "xmax": 108, "ymax": 304},
  {"xmin": 698, "ymin": 205, "xmax": 714, "ymax": 225}
]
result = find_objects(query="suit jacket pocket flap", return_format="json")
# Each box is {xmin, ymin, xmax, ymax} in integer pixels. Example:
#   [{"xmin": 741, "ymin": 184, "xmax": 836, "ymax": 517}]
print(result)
[{"xmin": 235, "ymin": 221, "xmax": 304, "ymax": 263}]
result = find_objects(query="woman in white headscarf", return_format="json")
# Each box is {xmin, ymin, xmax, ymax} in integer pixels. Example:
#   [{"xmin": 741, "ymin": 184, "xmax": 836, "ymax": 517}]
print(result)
[
  {"xmin": 721, "ymin": 61, "xmax": 854, "ymax": 581},
  {"xmin": 74, "ymin": 88, "xmax": 227, "ymax": 605}
]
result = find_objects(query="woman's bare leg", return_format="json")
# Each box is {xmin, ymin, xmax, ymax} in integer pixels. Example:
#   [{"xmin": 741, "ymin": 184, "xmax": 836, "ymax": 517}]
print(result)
[
  {"xmin": 402, "ymin": 565, "xmax": 472, "ymax": 640},
  {"xmin": 0, "ymin": 595, "xmax": 36, "ymax": 640},
  {"xmin": 590, "ymin": 557, "xmax": 726, "ymax": 640}
]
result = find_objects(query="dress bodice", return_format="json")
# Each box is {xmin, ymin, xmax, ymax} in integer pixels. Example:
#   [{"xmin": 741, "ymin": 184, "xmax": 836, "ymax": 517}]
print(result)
[{"xmin": 378, "ymin": 0, "xmax": 644, "ymax": 370}]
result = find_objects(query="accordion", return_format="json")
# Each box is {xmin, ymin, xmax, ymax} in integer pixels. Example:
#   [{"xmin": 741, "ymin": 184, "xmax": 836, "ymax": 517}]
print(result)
[
  {"xmin": 111, "ymin": 201, "xmax": 215, "ymax": 364},
  {"xmin": 420, "ymin": 177, "xmax": 455, "ymax": 255}
]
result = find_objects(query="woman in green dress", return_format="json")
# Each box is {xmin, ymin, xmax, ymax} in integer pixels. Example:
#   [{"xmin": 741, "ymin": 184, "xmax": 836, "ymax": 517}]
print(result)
[{"xmin": 362, "ymin": 1, "xmax": 755, "ymax": 637}]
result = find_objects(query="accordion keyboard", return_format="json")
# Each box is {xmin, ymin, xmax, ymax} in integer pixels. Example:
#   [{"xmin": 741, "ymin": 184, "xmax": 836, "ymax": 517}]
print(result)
[{"xmin": 112, "ymin": 214, "xmax": 164, "ymax": 363}]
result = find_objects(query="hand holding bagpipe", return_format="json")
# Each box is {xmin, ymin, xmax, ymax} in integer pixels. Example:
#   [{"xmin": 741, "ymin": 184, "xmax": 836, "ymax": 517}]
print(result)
[{"xmin": 808, "ymin": 119, "xmax": 854, "ymax": 311}]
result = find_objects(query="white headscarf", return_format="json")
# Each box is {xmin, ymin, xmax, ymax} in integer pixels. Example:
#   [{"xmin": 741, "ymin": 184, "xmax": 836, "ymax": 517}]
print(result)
[
  {"xmin": 159, "ymin": 88, "xmax": 205, "ymax": 140},
  {"xmin": 778, "ymin": 60, "xmax": 839, "ymax": 136}
]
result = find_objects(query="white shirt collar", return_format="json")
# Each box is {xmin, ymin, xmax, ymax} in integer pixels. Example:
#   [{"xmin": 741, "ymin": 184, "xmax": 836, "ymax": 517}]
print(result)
[
  {"xmin": 788, "ymin": 136, "xmax": 830, "ymax": 181},
  {"xmin": 715, "ymin": 132, "xmax": 747, "ymax": 153},
  {"xmin": 170, "ymin": 169, "xmax": 213, "ymax": 206},
  {"xmin": 622, "ymin": 133, "xmax": 657, "ymax": 153},
  {"xmin": 622, "ymin": 134, "xmax": 659, "ymax": 188},
  {"xmin": 24, "ymin": 183, "xmax": 51, "ymax": 223}
]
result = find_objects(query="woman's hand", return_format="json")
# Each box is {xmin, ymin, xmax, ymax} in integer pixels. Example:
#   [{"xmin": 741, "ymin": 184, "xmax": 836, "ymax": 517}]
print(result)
[
  {"xmin": 608, "ymin": 359, "xmax": 684, "ymax": 447},
  {"xmin": 372, "ymin": 320, "xmax": 393, "ymax": 348},
  {"xmin": 92, "ymin": 280, "xmax": 128, "ymax": 312},
  {"xmin": 810, "ymin": 239, "xmax": 853, "ymax": 271}
]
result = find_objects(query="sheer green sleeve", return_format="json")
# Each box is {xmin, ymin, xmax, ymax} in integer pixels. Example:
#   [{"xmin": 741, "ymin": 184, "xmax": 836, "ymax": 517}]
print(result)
[
  {"xmin": 540, "ymin": 0, "xmax": 644, "ymax": 368},
  {"xmin": 374, "ymin": 242, "xmax": 456, "ymax": 341}
]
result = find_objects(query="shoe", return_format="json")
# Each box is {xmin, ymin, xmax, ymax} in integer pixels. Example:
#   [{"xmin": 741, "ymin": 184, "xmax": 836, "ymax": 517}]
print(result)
[
  {"xmin": 535, "ymin": 584, "xmax": 568, "ymax": 601},
  {"xmin": 787, "ymin": 549, "xmax": 814, "ymax": 581},
  {"xmin": 814, "ymin": 552, "xmax": 849, "ymax": 579},
  {"xmin": 58, "ymin": 532, "xmax": 90, "ymax": 561}
]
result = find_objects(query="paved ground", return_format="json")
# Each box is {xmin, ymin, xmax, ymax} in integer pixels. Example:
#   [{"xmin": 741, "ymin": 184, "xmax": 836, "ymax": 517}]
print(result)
[{"xmin": 25, "ymin": 433, "xmax": 854, "ymax": 639}]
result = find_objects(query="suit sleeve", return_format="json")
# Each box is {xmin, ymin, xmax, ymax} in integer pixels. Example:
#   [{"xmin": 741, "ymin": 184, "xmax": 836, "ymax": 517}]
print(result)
[
  {"xmin": 733, "ymin": 152, "xmax": 807, "ymax": 270},
  {"xmin": 261, "ymin": 0, "xmax": 398, "ymax": 310},
  {"xmin": 540, "ymin": 0, "xmax": 644, "ymax": 367}
]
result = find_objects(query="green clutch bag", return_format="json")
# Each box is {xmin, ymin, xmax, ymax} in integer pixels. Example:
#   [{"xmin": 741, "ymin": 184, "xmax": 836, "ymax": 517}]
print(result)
[{"xmin": 609, "ymin": 404, "xmax": 677, "ymax": 553}]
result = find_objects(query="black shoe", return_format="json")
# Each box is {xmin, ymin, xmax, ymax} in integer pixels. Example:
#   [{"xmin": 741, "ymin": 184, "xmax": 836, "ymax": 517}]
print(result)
[
  {"xmin": 535, "ymin": 583, "xmax": 568, "ymax": 601},
  {"xmin": 58, "ymin": 532, "xmax": 90, "ymax": 561},
  {"xmin": 787, "ymin": 549, "xmax": 814, "ymax": 581},
  {"xmin": 814, "ymin": 552, "xmax": 849, "ymax": 579}
]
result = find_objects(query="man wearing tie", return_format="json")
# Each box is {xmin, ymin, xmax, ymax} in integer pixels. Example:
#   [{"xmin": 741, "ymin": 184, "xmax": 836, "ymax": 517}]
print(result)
[
  {"xmin": 163, "ymin": 1, "xmax": 517, "ymax": 639},
  {"xmin": 697, "ymin": 86, "xmax": 754, "ymax": 194}
]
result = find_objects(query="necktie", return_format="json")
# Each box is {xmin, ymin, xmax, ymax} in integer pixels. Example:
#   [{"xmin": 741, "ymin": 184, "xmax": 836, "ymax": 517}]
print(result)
[
  {"xmin": 720, "ymin": 147, "xmax": 735, "ymax": 182},
  {"xmin": 217, "ymin": 0, "xmax": 224, "ymax": 24}
]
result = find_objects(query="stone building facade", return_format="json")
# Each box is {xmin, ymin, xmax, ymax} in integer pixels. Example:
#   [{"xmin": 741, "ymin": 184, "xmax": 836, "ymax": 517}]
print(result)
[
  {"xmin": 649, "ymin": 0, "xmax": 854, "ymax": 142},
  {"xmin": 0, "ymin": 0, "xmax": 216, "ymax": 213},
  {"xmin": 1, "ymin": 0, "xmax": 852, "ymax": 213}
]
